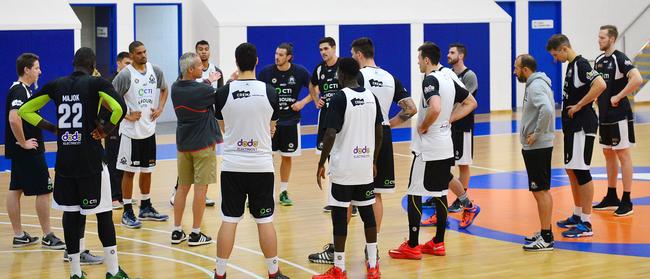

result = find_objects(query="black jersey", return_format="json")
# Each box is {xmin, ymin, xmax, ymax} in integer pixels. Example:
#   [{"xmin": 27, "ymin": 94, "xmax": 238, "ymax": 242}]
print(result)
[
  {"xmin": 562, "ymin": 55, "xmax": 599, "ymax": 133},
  {"xmin": 258, "ymin": 63, "xmax": 310, "ymax": 125},
  {"xmin": 594, "ymin": 50, "xmax": 635, "ymax": 123},
  {"xmin": 4, "ymin": 82, "xmax": 45, "ymax": 158},
  {"xmin": 310, "ymin": 58, "xmax": 340, "ymax": 112},
  {"xmin": 452, "ymin": 68, "xmax": 478, "ymax": 132},
  {"xmin": 19, "ymin": 71, "xmax": 126, "ymax": 177}
]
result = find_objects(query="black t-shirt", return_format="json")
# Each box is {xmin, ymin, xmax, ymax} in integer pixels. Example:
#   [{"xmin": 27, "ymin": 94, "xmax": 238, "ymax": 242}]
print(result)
[
  {"xmin": 258, "ymin": 63, "xmax": 310, "ymax": 126},
  {"xmin": 28, "ymin": 71, "xmax": 126, "ymax": 177},
  {"xmin": 452, "ymin": 69, "xmax": 477, "ymax": 132},
  {"xmin": 4, "ymin": 82, "xmax": 45, "ymax": 158},
  {"xmin": 310, "ymin": 58, "xmax": 340, "ymax": 113},
  {"xmin": 171, "ymin": 80, "xmax": 219, "ymax": 151},
  {"xmin": 594, "ymin": 50, "xmax": 635, "ymax": 123},
  {"xmin": 562, "ymin": 55, "xmax": 599, "ymax": 133},
  {"xmin": 325, "ymin": 87, "xmax": 383, "ymax": 132}
]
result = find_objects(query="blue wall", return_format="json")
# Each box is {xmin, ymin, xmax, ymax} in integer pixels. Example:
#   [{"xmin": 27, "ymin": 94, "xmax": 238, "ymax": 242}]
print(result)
[
  {"xmin": 94, "ymin": 5, "xmax": 116, "ymax": 77},
  {"xmin": 339, "ymin": 24, "xmax": 411, "ymax": 120},
  {"xmin": 424, "ymin": 23, "xmax": 491, "ymax": 114},
  {"xmin": 529, "ymin": 1, "xmax": 562, "ymax": 105},
  {"xmin": 247, "ymin": 25, "xmax": 325, "ymax": 126},
  {"xmin": 0, "ymin": 30, "xmax": 75, "ymax": 144}
]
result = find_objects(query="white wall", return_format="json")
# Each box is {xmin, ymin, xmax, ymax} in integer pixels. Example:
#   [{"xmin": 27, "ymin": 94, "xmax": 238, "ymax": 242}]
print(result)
[
  {"xmin": 515, "ymin": 0, "xmax": 529, "ymax": 107},
  {"xmin": 72, "ymin": 6, "xmax": 96, "ymax": 50}
]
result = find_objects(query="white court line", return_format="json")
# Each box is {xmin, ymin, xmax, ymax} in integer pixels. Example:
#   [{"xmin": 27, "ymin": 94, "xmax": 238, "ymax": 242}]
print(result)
[
  {"xmin": 0, "ymin": 249, "xmax": 213, "ymax": 276},
  {"xmin": 0, "ymin": 222, "xmax": 263, "ymax": 279},
  {"xmin": 0, "ymin": 212, "xmax": 319, "ymax": 275}
]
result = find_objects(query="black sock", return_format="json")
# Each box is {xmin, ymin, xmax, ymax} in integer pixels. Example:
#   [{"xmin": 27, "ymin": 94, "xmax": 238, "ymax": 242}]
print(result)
[
  {"xmin": 124, "ymin": 203, "xmax": 133, "ymax": 212},
  {"xmin": 607, "ymin": 187, "xmax": 618, "ymax": 199},
  {"xmin": 141, "ymin": 198, "xmax": 152, "ymax": 208},
  {"xmin": 407, "ymin": 195, "xmax": 422, "ymax": 248},
  {"xmin": 622, "ymin": 191, "xmax": 631, "ymax": 204},
  {"xmin": 433, "ymin": 196, "xmax": 448, "ymax": 243},
  {"xmin": 541, "ymin": 229, "xmax": 553, "ymax": 243}
]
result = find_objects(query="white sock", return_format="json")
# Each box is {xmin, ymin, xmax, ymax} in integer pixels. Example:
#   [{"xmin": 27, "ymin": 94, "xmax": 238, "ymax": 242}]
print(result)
[
  {"xmin": 141, "ymin": 194, "xmax": 150, "ymax": 201},
  {"xmin": 15, "ymin": 231, "xmax": 25, "ymax": 238},
  {"xmin": 173, "ymin": 226, "xmax": 182, "ymax": 232},
  {"xmin": 334, "ymin": 252, "xmax": 345, "ymax": 272},
  {"xmin": 581, "ymin": 213, "xmax": 592, "ymax": 223},
  {"xmin": 366, "ymin": 243, "xmax": 377, "ymax": 268},
  {"xmin": 573, "ymin": 206, "xmax": 582, "ymax": 217},
  {"xmin": 79, "ymin": 238, "xmax": 85, "ymax": 252},
  {"xmin": 123, "ymin": 199, "xmax": 132, "ymax": 205},
  {"xmin": 265, "ymin": 256, "xmax": 279, "ymax": 274},
  {"xmin": 191, "ymin": 228, "xmax": 200, "ymax": 234},
  {"xmin": 104, "ymin": 245, "xmax": 119, "ymax": 276},
  {"xmin": 215, "ymin": 257, "xmax": 228, "ymax": 276},
  {"xmin": 70, "ymin": 252, "xmax": 82, "ymax": 277},
  {"xmin": 280, "ymin": 182, "xmax": 288, "ymax": 193}
]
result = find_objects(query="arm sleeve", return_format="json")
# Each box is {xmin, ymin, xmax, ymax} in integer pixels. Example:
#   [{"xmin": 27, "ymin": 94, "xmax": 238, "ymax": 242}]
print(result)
[
  {"xmin": 325, "ymin": 92, "xmax": 346, "ymax": 132},
  {"xmin": 615, "ymin": 51, "xmax": 635, "ymax": 76},
  {"xmin": 17, "ymin": 88, "xmax": 52, "ymax": 127},
  {"xmin": 266, "ymin": 84, "xmax": 279, "ymax": 121},
  {"xmin": 374, "ymin": 95, "xmax": 383, "ymax": 125},
  {"xmin": 97, "ymin": 78, "xmax": 126, "ymax": 125},
  {"xmin": 392, "ymin": 77, "xmax": 410, "ymax": 103},
  {"xmin": 577, "ymin": 59, "xmax": 599, "ymax": 84},
  {"xmin": 422, "ymin": 76, "xmax": 440, "ymax": 103},
  {"xmin": 153, "ymin": 65, "xmax": 168, "ymax": 90},
  {"xmin": 214, "ymin": 84, "xmax": 229, "ymax": 120},
  {"xmin": 453, "ymin": 79, "xmax": 470, "ymax": 103},
  {"xmin": 462, "ymin": 71, "xmax": 478, "ymax": 94},
  {"xmin": 111, "ymin": 70, "xmax": 131, "ymax": 97}
]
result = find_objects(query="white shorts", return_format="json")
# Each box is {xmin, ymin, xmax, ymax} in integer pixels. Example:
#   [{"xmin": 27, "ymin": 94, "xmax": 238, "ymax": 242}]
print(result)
[
  {"xmin": 116, "ymin": 134, "xmax": 156, "ymax": 173},
  {"xmin": 564, "ymin": 130, "xmax": 596, "ymax": 170},
  {"xmin": 405, "ymin": 154, "xmax": 454, "ymax": 197},
  {"xmin": 52, "ymin": 164, "xmax": 112, "ymax": 215},
  {"xmin": 453, "ymin": 130, "xmax": 473, "ymax": 165}
]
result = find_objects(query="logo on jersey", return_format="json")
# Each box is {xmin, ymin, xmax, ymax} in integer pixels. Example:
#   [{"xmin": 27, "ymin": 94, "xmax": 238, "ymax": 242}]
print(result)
[
  {"xmin": 149, "ymin": 74, "xmax": 155, "ymax": 84},
  {"xmin": 351, "ymin": 98, "xmax": 365, "ymax": 107},
  {"xmin": 82, "ymin": 198, "xmax": 98, "ymax": 206},
  {"xmin": 365, "ymin": 190, "xmax": 374, "ymax": 198},
  {"xmin": 323, "ymin": 82, "xmax": 339, "ymax": 92},
  {"xmin": 288, "ymin": 76, "xmax": 296, "ymax": 85},
  {"xmin": 11, "ymin": 99, "xmax": 23, "ymax": 107},
  {"xmin": 232, "ymin": 90, "xmax": 251, "ymax": 99},
  {"xmin": 384, "ymin": 179, "xmax": 395, "ymax": 187},
  {"xmin": 138, "ymin": 88, "xmax": 154, "ymax": 97},
  {"xmin": 237, "ymin": 138, "xmax": 259, "ymax": 152},
  {"xmin": 320, "ymin": 74, "xmax": 325, "ymax": 80},
  {"xmin": 61, "ymin": 131, "xmax": 82, "ymax": 145},
  {"xmin": 353, "ymin": 146, "xmax": 371, "ymax": 158},
  {"xmin": 625, "ymin": 59, "xmax": 633, "ymax": 66},
  {"xmin": 530, "ymin": 181, "xmax": 538, "ymax": 190},
  {"xmin": 424, "ymin": 85, "xmax": 436, "ymax": 94},
  {"xmin": 369, "ymin": 79, "xmax": 383, "ymax": 87},
  {"xmin": 134, "ymin": 78, "xmax": 140, "ymax": 84},
  {"xmin": 259, "ymin": 208, "xmax": 272, "ymax": 216},
  {"xmin": 586, "ymin": 70, "xmax": 599, "ymax": 80},
  {"xmin": 276, "ymin": 88, "xmax": 293, "ymax": 95},
  {"xmin": 271, "ymin": 78, "xmax": 277, "ymax": 84},
  {"xmin": 120, "ymin": 157, "xmax": 127, "ymax": 165}
]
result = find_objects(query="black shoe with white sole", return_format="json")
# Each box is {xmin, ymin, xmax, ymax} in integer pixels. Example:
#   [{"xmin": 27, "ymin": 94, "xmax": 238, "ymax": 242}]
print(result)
[
  {"xmin": 188, "ymin": 232, "xmax": 212, "ymax": 246},
  {"xmin": 593, "ymin": 195, "xmax": 620, "ymax": 211},
  {"xmin": 42, "ymin": 232, "xmax": 66, "ymax": 250},
  {"xmin": 171, "ymin": 230, "xmax": 188, "ymax": 244},
  {"xmin": 614, "ymin": 202, "xmax": 634, "ymax": 217},
  {"xmin": 12, "ymin": 231, "xmax": 39, "ymax": 248}
]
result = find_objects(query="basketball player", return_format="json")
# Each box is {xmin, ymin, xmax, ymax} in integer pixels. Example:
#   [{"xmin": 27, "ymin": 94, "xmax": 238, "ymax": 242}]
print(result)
[
  {"xmin": 19, "ymin": 47, "xmax": 132, "ymax": 279},
  {"xmin": 546, "ymin": 34, "xmax": 606, "ymax": 238},
  {"xmin": 112, "ymin": 41, "xmax": 169, "ymax": 229}
]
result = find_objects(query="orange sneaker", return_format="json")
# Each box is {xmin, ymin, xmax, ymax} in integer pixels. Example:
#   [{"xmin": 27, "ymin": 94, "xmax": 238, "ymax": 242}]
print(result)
[
  {"xmin": 366, "ymin": 261, "xmax": 380, "ymax": 279},
  {"xmin": 388, "ymin": 240, "xmax": 422, "ymax": 260},
  {"xmin": 312, "ymin": 266, "xmax": 347, "ymax": 279},
  {"xmin": 421, "ymin": 215, "xmax": 437, "ymax": 227},
  {"xmin": 459, "ymin": 204, "xmax": 481, "ymax": 229},
  {"xmin": 420, "ymin": 240, "xmax": 445, "ymax": 256}
]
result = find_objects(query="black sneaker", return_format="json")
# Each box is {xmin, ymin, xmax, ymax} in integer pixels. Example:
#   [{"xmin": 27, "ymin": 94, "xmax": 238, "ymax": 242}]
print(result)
[
  {"xmin": 614, "ymin": 202, "xmax": 634, "ymax": 217},
  {"xmin": 12, "ymin": 231, "xmax": 39, "ymax": 248},
  {"xmin": 308, "ymin": 243, "xmax": 334, "ymax": 264},
  {"xmin": 422, "ymin": 197, "xmax": 435, "ymax": 208},
  {"xmin": 323, "ymin": 205, "xmax": 333, "ymax": 213},
  {"xmin": 188, "ymin": 231, "xmax": 213, "ymax": 246},
  {"xmin": 42, "ymin": 232, "xmax": 66, "ymax": 250},
  {"xmin": 171, "ymin": 230, "xmax": 187, "ymax": 244},
  {"xmin": 448, "ymin": 198, "xmax": 463, "ymax": 213},
  {"xmin": 593, "ymin": 195, "xmax": 620, "ymax": 211},
  {"xmin": 351, "ymin": 206, "xmax": 358, "ymax": 217},
  {"xmin": 268, "ymin": 270, "xmax": 289, "ymax": 279}
]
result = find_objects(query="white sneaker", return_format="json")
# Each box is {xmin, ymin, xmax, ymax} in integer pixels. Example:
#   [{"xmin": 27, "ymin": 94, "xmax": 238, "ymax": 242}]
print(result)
[{"xmin": 523, "ymin": 237, "xmax": 554, "ymax": 251}]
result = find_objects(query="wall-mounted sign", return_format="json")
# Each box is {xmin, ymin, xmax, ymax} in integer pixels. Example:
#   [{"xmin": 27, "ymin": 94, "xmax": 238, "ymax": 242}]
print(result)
[
  {"xmin": 531, "ymin": 20, "xmax": 554, "ymax": 29},
  {"xmin": 97, "ymin": 27, "xmax": 108, "ymax": 38}
]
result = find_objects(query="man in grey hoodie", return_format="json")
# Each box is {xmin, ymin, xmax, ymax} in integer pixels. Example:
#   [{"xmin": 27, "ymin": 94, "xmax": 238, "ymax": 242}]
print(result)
[{"xmin": 514, "ymin": 54, "xmax": 556, "ymax": 251}]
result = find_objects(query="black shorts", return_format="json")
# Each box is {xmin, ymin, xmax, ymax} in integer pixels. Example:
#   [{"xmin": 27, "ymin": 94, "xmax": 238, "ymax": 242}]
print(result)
[
  {"xmin": 9, "ymin": 153, "xmax": 52, "ymax": 196},
  {"xmin": 316, "ymin": 110, "xmax": 327, "ymax": 152},
  {"xmin": 52, "ymin": 164, "xmax": 112, "ymax": 215},
  {"xmin": 564, "ymin": 130, "xmax": 595, "ymax": 170},
  {"xmin": 220, "ymin": 171, "xmax": 275, "ymax": 223},
  {"xmin": 599, "ymin": 119, "xmax": 635, "ymax": 150},
  {"xmin": 374, "ymin": 126, "xmax": 395, "ymax": 193},
  {"xmin": 406, "ymin": 155, "xmax": 454, "ymax": 197},
  {"xmin": 328, "ymin": 183, "xmax": 375, "ymax": 208},
  {"xmin": 452, "ymin": 129, "xmax": 473, "ymax": 165},
  {"xmin": 272, "ymin": 124, "xmax": 301, "ymax": 156},
  {"xmin": 522, "ymin": 147, "xmax": 553, "ymax": 192},
  {"xmin": 116, "ymin": 134, "xmax": 157, "ymax": 173}
]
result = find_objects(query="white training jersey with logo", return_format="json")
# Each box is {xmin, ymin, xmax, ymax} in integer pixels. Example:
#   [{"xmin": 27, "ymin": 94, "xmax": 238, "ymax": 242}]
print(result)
[
  {"xmin": 119, "ymin": 62, "xmax": 158, "ymax": 139},
  {"xmin": 196, "ymin": 62, "xmax": 220, "ymax": 89}
]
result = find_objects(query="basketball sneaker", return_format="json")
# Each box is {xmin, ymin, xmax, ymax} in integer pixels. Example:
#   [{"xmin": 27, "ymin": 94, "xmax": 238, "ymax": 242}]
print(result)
[
  {"xmin": 614, "ymin": 202, "xmax": 633, "ymax": 217},
  {"xmin": 459, "ymin": 204, "xmax": 480, "ymax": 229},
  {"xmin": 171, "ymin": 230, "xmax": 187, "ymax": 244},
  {"xmin": 351, "ymin": 206, "xmax": 358, "ymax": 217},
  {"xmin": 421, "ymin": 214, "xmax": 437, "ymax": 227},
  {"xmin": 205, "ymin": 196, "xmax": 216, "ymax": 207},
  {"xmin": 188, "ymin": 232, "xmax": 213, "ymax": 246},
  {"xmin": 106, "ymin": 267, "xmax": 131, "ymax": 279},
  {"xmin": 12, "ymin": 231, "xmax": 39, "ymax": 248},
  {"xmin": 214, "ymin": 270, "xmax": 226, "ymax": 279},
  {"xmin": 138, "ymin": 205, "xmax": 169, "ymax": 221},
  {"xmin": 308, "ymin": 243, "xmax": 334, "ymax": 264},
  {"xmin": 524, "ymin": 232, "xmax": 541, "ymax": 243},
  {"xmin": 420, "ymin": 240, "xmax": 445, "ymax": 256},
  {"xmin": 448, "ymin": 198, "xmax": 463, "ymax": 213},
  {"xmin": 312, "ymin": 266, "xmax": 347, "ymax": 279},
  {"xmin": 64, "ymin": 250, "xmax": 104, "ymax": 265},
  {"xmin": 71, "ymin": 271, "xmax": 88, "ymax": 279},
  {"xmin": 269, "ymin": 270, "xmax": 289, "ymax": 279},
  {"xmin": 112, "ymin": 200, "xmax": 124, "ymax": 209},
  {"xmin": 523, "ymin": 237, "xmax": 554, "ymax": 251},
  {"xmin": 121, "ymin": 210, "xmax": 142, "ymax": 229},
  {"xmin": 593, "ymin": 195, "xmax": 620, "ymax": 211},
  {"xmin": 388, "ymin": 240, "xmax": 422, "ymax": 260},
  {"xmin": 323, "ymin": 205, "xmax": 333, "ymax": 213},
  {"xmin": 279, "ymin": 191, "xmax": 293, "ymax": 206},
  {"xmin": 562, "ymin": 222, "xmax": 593, "ymax": 238},
  {"xmin": 422, "ymin": 197, "xmax": 435, "ymax": 209},
  {"xmin": 42, "ymin": 232, "xmax": 66, "ymax": 250},
  {"xmin": 556, "ymin": 214, "xmax": 580, "ymax": 228},
  {"xmin": 366, "ymin": 261, "xmax": 380, "ymax": 279}
]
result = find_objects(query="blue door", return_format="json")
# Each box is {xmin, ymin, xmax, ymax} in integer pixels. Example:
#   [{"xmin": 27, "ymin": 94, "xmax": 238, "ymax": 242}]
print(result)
[{"xmin": 496, "ymin": 1, "xmax": 517, "ymax": 110}]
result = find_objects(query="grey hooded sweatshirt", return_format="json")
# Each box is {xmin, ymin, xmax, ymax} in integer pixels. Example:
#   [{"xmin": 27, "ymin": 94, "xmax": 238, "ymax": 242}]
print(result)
[{"xmin": 521, "ymin": 72, "xmax": 555, "ymax": 150}]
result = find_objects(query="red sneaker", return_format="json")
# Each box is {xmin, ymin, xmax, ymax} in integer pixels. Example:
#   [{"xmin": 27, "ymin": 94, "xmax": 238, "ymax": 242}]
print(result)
[
  {"xmin": 421, "ymin": 215, "xmax": 437, "ymax": 227},
  {"xmin": 366, "ymin": 261, "xmax": 380, "ymax": 279},
  {"xmin": 312, "ymin": 266, "xmax": 347, "ymax": 279},
  {"xmin": 388, "ymin": 240, "xmax": 422, "ymax": 260},
  {"xmin": 214, "ymin": 270, "xmax": 226, "ymax": 279},
  {"xmin": 459, "ymin": 204, "xmax": 481, "ymax": 229},
  {"xmin": 420, "ymin": 240, "xmax": 445, "ymax": 256}
]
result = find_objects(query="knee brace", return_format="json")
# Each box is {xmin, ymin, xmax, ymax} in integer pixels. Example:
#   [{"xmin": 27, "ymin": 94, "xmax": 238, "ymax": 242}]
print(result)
[
  {"xmin": 357, "ymin": 205, "xmax": 376, "ymax": 229},
  {"xmin": 573, "ymin": 169, "xmax": 592, "ymax": 185},
  {"xmin": 331, "ymin": 207, "xmax": 348, "ymax": 236},
  {"xmin": 96, "ymin": 211, "xmax": 117, "ymax": 247}
]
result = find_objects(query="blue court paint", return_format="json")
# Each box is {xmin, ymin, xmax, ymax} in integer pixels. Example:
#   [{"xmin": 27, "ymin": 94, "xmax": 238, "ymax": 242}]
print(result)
[{"xmin": 247, "ymin": 25, "xmax": 325, "ymax": 126}]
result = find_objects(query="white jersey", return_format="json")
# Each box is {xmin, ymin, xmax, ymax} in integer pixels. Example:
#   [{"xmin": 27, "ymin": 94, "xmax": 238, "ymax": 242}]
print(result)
[
  {"xmin": 216, "ymin": 80, "xmax": 277, "ymax": 173},
  {"xmin": 411, "ymin": 67, "xmax": 468, "ymax": 161},
  {"xmin": 359, "ymin": 66, "xmax": 409, "ymax": 125},
  {"xmin": 329, "ymin": 87, "xmax": 379, "ymax": 185},
  {"xmin": 119, "ymin": 62, "xmax": 158, "ymax": 139},
  {"xmin": 196, "ymin": 62, "xmax": 220, "ymax": 89}
]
